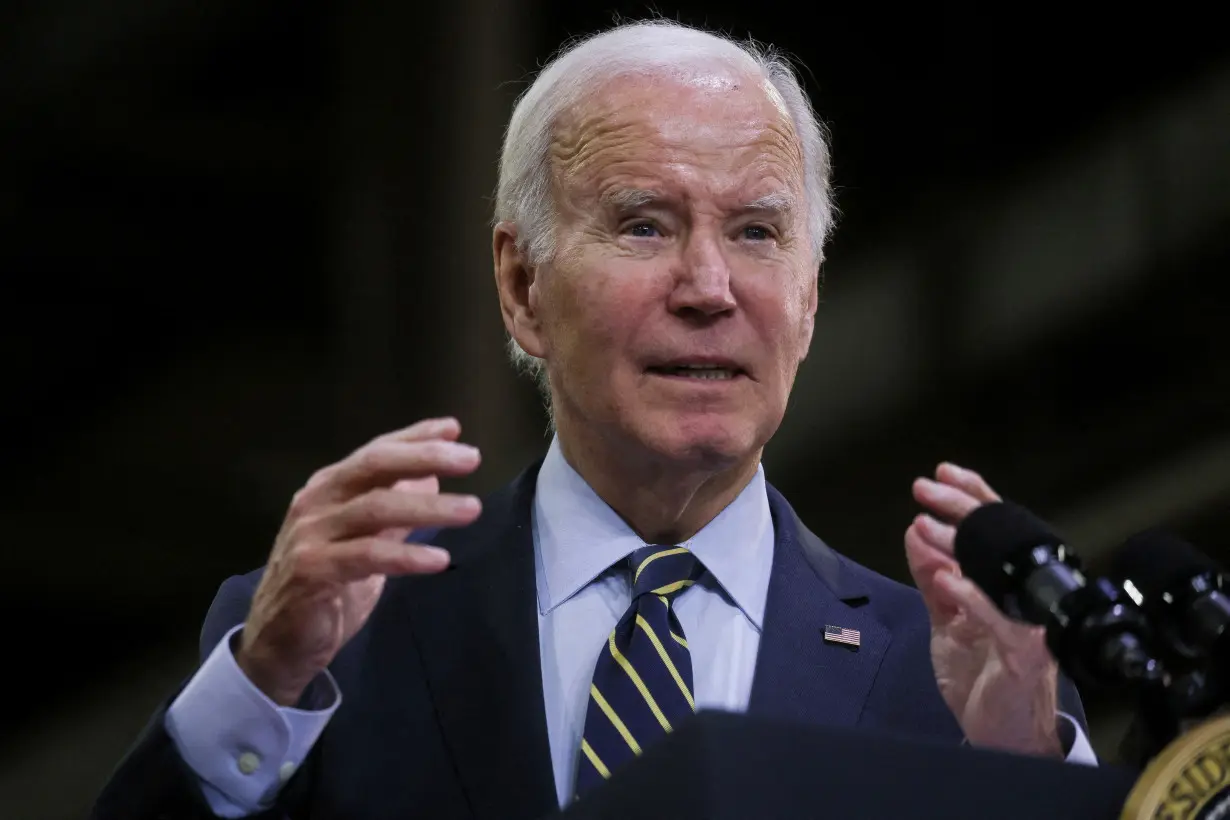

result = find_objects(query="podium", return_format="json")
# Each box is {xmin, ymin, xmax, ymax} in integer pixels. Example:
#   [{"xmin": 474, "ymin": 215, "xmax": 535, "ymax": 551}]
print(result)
[{"xmin": 555, "ymin": 711, "xmax": 1141, "ymax": 819}]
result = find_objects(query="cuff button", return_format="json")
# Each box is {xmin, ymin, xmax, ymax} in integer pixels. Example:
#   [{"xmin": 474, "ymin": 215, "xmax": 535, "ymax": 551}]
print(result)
[{"xmin": 237, "ymin": 751, "xmax": 262, "ymax": 775}]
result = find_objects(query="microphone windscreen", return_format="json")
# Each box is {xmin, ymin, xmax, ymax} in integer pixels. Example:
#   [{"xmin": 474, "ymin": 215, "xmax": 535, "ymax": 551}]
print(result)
[
  {"xmin": 954, "ymin": 500, "xmax": 1064, "ymax": 607},
  {"xmin": 1111, "ymin": 529, "xmax": 1220, "ymax": 601}
]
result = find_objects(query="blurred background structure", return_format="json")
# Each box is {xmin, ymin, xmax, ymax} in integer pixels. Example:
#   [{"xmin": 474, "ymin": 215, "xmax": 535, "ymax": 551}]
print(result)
[{"xmin": 1, "ymin": 2, "xmax": 1227, "ymax": 817}]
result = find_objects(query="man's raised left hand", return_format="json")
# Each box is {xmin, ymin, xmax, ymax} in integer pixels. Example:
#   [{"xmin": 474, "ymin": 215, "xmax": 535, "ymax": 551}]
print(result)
[{"xmin": 905, "ymin": 462, "xmax": 1063, "ymax": 758}]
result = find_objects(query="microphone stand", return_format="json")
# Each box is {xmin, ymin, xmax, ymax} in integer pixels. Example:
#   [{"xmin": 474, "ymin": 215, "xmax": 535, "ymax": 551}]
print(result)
[{"xmin": 1118, "ymin": 669, "xmax": 1221, "ymax": 768}]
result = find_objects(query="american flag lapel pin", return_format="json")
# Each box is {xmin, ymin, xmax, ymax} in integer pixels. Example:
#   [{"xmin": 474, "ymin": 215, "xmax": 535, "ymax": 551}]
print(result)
[{"xmin": 824, "ymin": 624, "xmax": 861, "ymax": 648}]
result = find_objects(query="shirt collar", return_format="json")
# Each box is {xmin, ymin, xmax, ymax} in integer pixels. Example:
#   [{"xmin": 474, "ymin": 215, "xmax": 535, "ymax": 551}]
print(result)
[{"xmin": 532, "ymin": 436, "xmax": 773, "ymax": 630}]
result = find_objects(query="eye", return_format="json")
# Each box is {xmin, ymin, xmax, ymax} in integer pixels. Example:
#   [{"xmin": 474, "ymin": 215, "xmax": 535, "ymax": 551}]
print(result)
[
  {"xmin": 623, "ymin": 221, "xmax": 661, "ymax": 238},
  {"xmin": 740, "ymin": 224, "xmax": 774, "ymax": 242}
]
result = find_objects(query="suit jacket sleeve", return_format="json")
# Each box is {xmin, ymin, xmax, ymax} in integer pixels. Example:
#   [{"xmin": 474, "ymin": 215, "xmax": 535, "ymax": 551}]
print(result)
[
  {"xmin": 1058, "ymin": 672, "xmax": 1089, "ymax": 733},
  {"xmin": 1057, "ymin": 672, "xmax": 1100, "ymax": 764},
  {"xmin": 89, "ymin": 571, "xmax": 315, "ymax": 820}
]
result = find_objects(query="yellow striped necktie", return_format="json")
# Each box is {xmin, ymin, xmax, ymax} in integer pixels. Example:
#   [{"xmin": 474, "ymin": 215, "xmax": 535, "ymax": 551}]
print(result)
[{"xmin": 575, "ymin": 545, "xmax": 700, "ymax": 797}]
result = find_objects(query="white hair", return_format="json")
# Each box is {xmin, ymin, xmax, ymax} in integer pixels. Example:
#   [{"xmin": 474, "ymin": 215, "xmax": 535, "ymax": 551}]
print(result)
[{"xmin": 494, "ymin": 20, "xmax": 837, "ymax": 404}]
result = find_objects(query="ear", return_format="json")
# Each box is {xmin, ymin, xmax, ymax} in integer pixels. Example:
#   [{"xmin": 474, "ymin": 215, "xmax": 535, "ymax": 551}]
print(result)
[{"xmin": 493, "ymin": 222, "xmax": 547, "ymax": 358}]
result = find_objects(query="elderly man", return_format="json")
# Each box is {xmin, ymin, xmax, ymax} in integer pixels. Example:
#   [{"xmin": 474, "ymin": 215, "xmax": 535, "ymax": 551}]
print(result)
[{"xmin": 92, "ymin": 20, "xmax": 1094, "ymax": 820}]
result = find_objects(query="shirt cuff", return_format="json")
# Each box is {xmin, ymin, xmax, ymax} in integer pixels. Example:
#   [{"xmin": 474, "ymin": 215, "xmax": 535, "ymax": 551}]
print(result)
[
  {"xmin": 1058, "ymin": 711, "xmax": 1098, "ymax": 766},
  {"xmin": 164, "ymin": 624, "xmax": 341, "ymax": 816},
  {"xmin": 958, "ymin": 712, "xmax": 1099, "ymax": 767}
]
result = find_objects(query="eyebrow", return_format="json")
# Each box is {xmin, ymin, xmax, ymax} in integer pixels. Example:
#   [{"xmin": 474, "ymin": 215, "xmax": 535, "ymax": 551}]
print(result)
[
  {"xmin": 598, "ymin": 187, "xmax": 797, "ymax": 217},
  {"xmin": 740, "ymin": 191, "xmax": 797, "ymax": 216},
  {"xmin": 598, "ymin": 188, "xmax": 662, "ymax": 212}
]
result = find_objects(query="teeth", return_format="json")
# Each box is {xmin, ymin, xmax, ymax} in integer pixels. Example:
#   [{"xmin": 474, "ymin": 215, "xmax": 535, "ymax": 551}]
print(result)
[{"xmin": 667, "ymin": 366, "xmax": 733, "ymax": 380}]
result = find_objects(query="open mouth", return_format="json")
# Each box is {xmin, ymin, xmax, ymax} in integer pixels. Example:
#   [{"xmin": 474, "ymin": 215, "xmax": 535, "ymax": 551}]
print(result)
[{"xmin": 647, "ymin": 364, "xmax": 746, "ymax": 381}]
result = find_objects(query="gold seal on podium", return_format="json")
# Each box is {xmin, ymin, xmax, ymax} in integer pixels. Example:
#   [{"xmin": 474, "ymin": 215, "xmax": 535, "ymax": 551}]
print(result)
[{"xmin": 1122, "ymin": 714, "xmax": 1230, "ymax": 819}]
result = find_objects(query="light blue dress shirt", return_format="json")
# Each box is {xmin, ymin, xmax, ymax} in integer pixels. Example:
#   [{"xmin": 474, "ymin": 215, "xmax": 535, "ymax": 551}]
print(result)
[
  {"xmin": 165, "ymin": 436, "xmax": 1094, "ymax": 816},
  {"xmin": 532, "ymin": 436, "xmax": 774, "ymax": 805}
]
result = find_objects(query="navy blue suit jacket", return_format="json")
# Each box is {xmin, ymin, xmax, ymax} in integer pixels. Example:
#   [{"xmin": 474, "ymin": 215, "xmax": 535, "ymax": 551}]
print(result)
[{"xmin": 91, "ymin": 460, "xmax": 1087, "ymax": 820}]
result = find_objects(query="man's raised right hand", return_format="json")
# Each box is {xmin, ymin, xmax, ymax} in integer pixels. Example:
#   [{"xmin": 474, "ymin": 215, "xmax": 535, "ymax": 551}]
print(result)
[{"xmin": 235, "ymin": 417, "xmax": 483, "ymax": 706}]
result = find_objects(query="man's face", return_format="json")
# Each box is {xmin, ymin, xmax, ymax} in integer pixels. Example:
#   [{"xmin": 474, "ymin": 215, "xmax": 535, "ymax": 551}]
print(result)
[{"xmin": 513, "ymin": 71, "xmax": 817, "ymax": 470}]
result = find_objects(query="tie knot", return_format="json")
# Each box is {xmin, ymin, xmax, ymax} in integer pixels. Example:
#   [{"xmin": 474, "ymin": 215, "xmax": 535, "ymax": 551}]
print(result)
[{"xmin": 629, "ymin": 546, "xmax": 699, "ymax": 601}]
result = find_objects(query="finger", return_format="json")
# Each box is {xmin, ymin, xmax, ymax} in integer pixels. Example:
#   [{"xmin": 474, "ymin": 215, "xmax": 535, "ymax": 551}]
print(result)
[
  {"xmin": 934, "ymin": 571, "xmax": 1024, "ymax": 646},
  {"xmin": 302, "ymin": 419, "xmax": 461, "ymax": 494},
  {"xmin": 373, "ymin": 417, "xmax": 462, "ymax": 446},
  {"xmin": 905, "ymin": 524, "xmax": 961, "ymax": 624},
  {"xmin": 300, "ymin": 538, "xmax": 452, "ymax": 582},
  {"xmin": 914, "ymin": 512, "xmax": 957, "ymax": 556},
  {"xmin": 904, "ymin": 516, "xmax": 958, "ymax": 575},
  {"xmin": 392, "ymin": 476, "xmax": 440, "ymax": 495},
  {"xmin": 375, "ymin": 479, "xmax": 440, "ymax": 542},
  {"xmin": 314, "ymin": 440, "xmax": 481, "ymax": 505},
  {"xmin": 935, "ymin": 462, "xmax": 1002, "ymax": 504},
  {"xmin": 318, "ymin": 489, "xmax": 482, "ymax": 540},
  {"xmin": 912, "ymin": 477, "xmax": 982, "ymax": 524},
  {"xmin": 377, "ymin": 527, "xmax": 412, "ymax": 544}
]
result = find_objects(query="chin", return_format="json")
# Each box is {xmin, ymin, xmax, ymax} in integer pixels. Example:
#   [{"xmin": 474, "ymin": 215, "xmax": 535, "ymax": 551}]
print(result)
[{"xmin": 634, "ymin": 412, "xmax": 764, "ymax": 471}]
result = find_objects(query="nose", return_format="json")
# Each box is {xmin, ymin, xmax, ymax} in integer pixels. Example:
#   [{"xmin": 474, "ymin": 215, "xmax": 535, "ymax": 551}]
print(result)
[{"xmin": 668, "ymin": 230, "xmax": 736, "ymax": 319}]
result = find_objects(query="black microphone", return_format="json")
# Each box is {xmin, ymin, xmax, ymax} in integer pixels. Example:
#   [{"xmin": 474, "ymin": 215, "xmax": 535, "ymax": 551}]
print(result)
[
  {"xmin": 954, "ymin": 501, "xmax": 1166, "ymax": 691},
  {"xmin": 1109, "ymin": 530, "xmax": 1230, "ymax": 763},
  {"xmin": 1112, "ymin": 529, "xmax": 1230, "ymax": 681}
]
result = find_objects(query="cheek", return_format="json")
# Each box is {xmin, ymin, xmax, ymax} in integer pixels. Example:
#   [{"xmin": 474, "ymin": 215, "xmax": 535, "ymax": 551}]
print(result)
[
  {"xmin": 744, "ymin": 275, "xmax": 813, "ymax": 375},
  {"xmin": 556, "ymin": 256, "xmax": 663, "ymax": 356},
  {"xmin": 786, "ymin": 281, "xmax": 815, "ymax": 349}
]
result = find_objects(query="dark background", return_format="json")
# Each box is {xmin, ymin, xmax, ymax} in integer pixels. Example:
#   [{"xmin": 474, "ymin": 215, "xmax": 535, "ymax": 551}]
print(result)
[{"xmin": 2, "ymin": 3, "xmax": 1227, "ymax": 817}]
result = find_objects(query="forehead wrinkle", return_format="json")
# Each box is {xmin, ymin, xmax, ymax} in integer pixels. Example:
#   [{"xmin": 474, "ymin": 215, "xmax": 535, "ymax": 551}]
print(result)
[
  {"xmin": 749, "ymin": 117, "xmax": 804, "ymax": 183},
  {"xmin": 549, "ymin": 81, "xmax": 807, "ymax": 219},
  {"xmin": 558, "ymin": 133, "xmax": 800, "ymax": 210},
  {"xmin": 550, "ymin": 112, "xmax": 646, "ymax": 181}
]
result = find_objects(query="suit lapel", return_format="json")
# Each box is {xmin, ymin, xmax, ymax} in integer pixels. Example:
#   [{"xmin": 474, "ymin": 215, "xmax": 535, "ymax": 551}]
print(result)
[
  {"xmin": 390, "ymin": 468, "xmax": 892, "ymax": 814},
  {"xmin": 400, "ymin": 462, "xmax": 557, "ymax": 820},
  {"xmin": 748, "ymin": 484, "xmax": 892, "ymax": 728}
]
